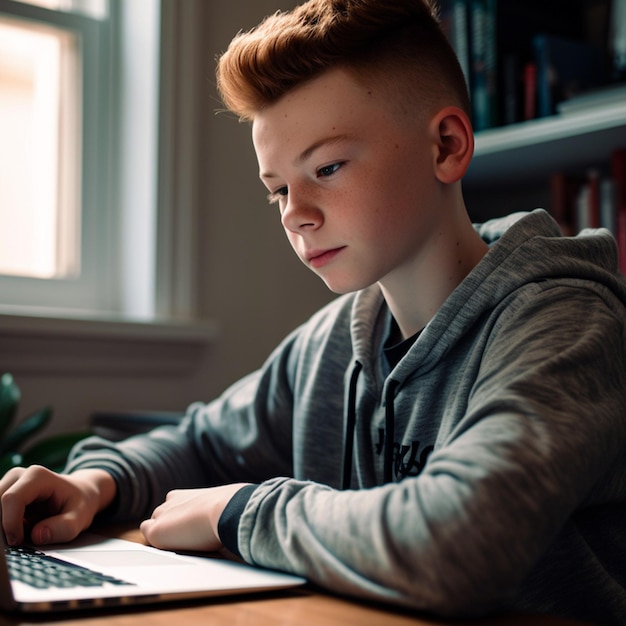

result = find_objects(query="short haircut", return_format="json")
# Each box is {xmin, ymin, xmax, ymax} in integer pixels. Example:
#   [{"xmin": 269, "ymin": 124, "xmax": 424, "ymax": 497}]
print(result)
[{"xmin": 216, "ymin": 0, "xmax": 471, "ymax": 122}]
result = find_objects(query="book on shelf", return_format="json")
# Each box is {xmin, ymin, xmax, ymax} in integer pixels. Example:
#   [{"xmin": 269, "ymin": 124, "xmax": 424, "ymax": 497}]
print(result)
[
  {"xmin": 575, "ymin": 169, "xmax": 606, "ymax": 232},
  {"xmin": 613, "ymin": 149, "xmax": 626, "ymax": 274},
  {"xmin": 611, "ymin": 0, "xmax": 626, "ymax": 81},
  {"xmin": 440, "ymin": 0, "xmax": 498, "ymax": 130},
  {"xmin": 550, "ymin": 172, "xmax": 578, "ymax": 236},
  {"xmin": 533, "ymin": 34, "xmax": 607, "ymax": 117},
  {"xmin": 440, "ymin": 0, "xmax": 620, "ymax": 130},
  {"xmin": 549, "ymin": 148, "xmax": 626, "ymax": 274},
  {"xmin": 439, "ymin": 0, "xmax": 470, "ymax": 87},
  {"xmin": 468, "ymin": 0, "xmax": 497, "ymax": 131},
  {"xmin": 523, "ymin": 63, "xmax": 537, "ymax": 121},
  {"xmin": 500, "ymin": 53, "xmax": 520, "ymax": 125}
]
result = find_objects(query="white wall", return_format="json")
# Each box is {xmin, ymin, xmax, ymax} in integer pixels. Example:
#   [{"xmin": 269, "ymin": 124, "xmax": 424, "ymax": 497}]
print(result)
[
  {"xmin": 0, "ymin": 1, "xmax": 334, "ymax": 440},
  {"xmin": 196, "ymin": 0, "xmax": 334, "ymax": 394}
]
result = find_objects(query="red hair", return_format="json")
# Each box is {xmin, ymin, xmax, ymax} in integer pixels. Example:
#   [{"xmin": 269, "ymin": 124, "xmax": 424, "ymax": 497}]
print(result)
[{"xmin": 216, "ymin": 0, "xmax": 470, "ymax": 121}]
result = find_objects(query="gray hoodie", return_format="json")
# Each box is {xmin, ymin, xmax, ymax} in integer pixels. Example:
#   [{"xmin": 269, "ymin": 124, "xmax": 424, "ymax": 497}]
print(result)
[{"xmin": 67, "ymin": 209, "xmax": 626, "ymax": 623}]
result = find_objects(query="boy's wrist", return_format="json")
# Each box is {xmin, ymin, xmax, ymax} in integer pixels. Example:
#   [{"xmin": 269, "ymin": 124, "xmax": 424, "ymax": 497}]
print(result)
[{"xmin": 70, "ymin": 468, "xmax": 118, "ymax": 514}]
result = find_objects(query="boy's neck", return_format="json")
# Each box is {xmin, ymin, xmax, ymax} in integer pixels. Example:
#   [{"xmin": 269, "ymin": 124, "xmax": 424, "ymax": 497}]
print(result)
[{"xmin": 380, "ymin": 208, "xmax": 488, "ymax": 340}]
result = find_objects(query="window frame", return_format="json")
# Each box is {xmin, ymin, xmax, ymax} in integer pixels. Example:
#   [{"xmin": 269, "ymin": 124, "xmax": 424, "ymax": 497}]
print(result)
[
  {"xmin": 0, "ymin": 0, "xmax": 116, "ymax": 315},
  {"xmin": 0, "ymin": 0, "xmax": 204, "ymax": 338},
  {"xmin": 0, "ymin": 0, "xmax": 214, "ymax": 379}
]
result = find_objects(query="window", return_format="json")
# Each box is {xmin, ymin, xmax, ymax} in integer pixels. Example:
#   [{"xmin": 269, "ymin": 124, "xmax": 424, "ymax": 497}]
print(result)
[
  {"xmin": 0, "ymin": 0, "xmax": 168, "ymax": 321},
  {"xmin": 0, "ymin": 14, "xmax": 80, "ymax": 280}
]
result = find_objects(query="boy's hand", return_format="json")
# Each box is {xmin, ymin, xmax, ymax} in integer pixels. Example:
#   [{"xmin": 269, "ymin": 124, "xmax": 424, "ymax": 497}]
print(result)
[
  {"xmin": 0, "ymin": 466, "xmax": 117, "ymax": 546},
  {"xmin": 140, "ymin": 483, "xmax": 250, "ymax": 552}
]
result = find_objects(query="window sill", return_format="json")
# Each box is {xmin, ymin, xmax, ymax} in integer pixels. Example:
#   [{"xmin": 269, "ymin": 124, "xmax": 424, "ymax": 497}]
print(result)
[{"xmin": 0, "ymin": 307, "xmax": 218, "ymax": 376}]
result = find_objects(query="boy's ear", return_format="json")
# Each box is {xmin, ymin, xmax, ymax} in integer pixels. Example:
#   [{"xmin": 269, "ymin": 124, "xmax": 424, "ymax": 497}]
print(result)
[{"xmin": 429, "ymin": 106, "xmax": 474, "ymax": 184}]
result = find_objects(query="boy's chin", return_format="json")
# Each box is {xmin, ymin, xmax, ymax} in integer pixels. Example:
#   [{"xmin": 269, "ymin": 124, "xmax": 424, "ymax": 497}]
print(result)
[{"xmin": 318, "ymin": 276, "xmax": 373, "ymax": 295}]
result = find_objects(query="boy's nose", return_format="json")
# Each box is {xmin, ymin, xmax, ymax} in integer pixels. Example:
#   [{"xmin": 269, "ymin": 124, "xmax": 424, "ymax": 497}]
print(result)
[{"xmin": 280, "ymin": 189, "xmax": 323, "ymax": 233}]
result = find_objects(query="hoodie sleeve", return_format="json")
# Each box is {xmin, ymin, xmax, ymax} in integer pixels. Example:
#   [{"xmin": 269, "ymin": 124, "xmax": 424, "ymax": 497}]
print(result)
[
  {"xmin": 64, "ymin": 328, "xmax": 302, "ymax": 522},
  {"xmin": 231, "ymin": 285, "xmax": 626, "ymax": 618}
]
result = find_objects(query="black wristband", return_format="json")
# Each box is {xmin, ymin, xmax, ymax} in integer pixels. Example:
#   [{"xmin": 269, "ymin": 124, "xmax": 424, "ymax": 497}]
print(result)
[{"xmin": 217, "ymin": 484, "xmax": 258, "ymax": 558}]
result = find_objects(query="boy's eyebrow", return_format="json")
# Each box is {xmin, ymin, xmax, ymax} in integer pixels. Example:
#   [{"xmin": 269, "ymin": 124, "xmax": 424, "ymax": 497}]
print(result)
[
  {"xmin": 296, "ymin": 134, "xmax": 351, "ymax": 164},
  {"xmin": 260, "ymin": 134, "xmax": 352, "ymax": 180}
]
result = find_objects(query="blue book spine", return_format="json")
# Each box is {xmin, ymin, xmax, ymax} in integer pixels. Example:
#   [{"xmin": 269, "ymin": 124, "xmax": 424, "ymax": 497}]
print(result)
[
  {"xmin": 533, "ymin": 34, "xmax": 552, "ymax": 118},
  {"xmin": 440, "ymin": 0, "xmax": 471, "ymax": 90},
  {"xmin": 470, "ymin": 0, "xmax": 489, "ymax": 130}
]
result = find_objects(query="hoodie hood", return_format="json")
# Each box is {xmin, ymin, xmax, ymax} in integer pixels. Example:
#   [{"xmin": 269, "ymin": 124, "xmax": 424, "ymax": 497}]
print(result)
[{"xmin": 350, "ymin": 209, "xmax": 625, "ymax": 388}]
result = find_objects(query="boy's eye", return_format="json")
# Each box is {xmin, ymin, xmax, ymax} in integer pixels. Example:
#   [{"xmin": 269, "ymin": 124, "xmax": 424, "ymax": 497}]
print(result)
[
  {"xmin": 267, "ymin": 186, "xmax": 288, "ymax": 204},
  {"xmin": 317, "ymin": 162, "xmax": 342, "ymax": 178}
]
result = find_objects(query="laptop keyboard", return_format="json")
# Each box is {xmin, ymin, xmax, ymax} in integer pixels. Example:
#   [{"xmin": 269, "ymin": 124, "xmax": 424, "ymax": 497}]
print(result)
[{"xmin": 5, "ymin": 545, "xmax": 132, "ymax": 589}]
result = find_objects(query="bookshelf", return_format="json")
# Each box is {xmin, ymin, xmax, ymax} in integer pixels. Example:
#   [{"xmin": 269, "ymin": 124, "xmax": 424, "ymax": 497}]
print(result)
[
  {"xmin": 463, "ymin": 102, "xmax": 626, "ymax": 280},
  {"xmin": 464, "ymin": 96, "xmax": 626, "ymax": 225},
  {"xmin": 446, "ymin": 0, "xmax": 626, "ymax": 224},
  {"xmin": 466, "ymin": 101, "xmax": 626, "ymax": 187}
]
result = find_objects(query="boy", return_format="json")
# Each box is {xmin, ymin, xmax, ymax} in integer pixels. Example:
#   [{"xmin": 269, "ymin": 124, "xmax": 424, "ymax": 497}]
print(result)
[{"xmin": 2, "ymin": 0, "xmax": 626, "ymax": 622}]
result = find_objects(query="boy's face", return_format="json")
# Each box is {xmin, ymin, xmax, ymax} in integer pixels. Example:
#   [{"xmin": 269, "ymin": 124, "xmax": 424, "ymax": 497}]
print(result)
[{"xmin": 252, "ymin": 67, "xmax": 446, "ymax": 295}]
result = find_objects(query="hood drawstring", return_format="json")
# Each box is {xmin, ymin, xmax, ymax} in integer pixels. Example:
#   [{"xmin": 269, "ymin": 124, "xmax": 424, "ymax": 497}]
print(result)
[
  {"xmin": 341, "ymin": 360, "xmax": 401, "ymax": 489},
  {"xmin": 383, "ymin": 379, "xmax": 400, "ymax": 483},
  {"xmin": 341, "ymin": 361, "xmax": 362, "ymax": 490}
]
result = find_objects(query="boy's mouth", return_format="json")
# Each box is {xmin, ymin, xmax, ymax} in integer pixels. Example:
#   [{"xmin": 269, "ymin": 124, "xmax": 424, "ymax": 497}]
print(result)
[{"xmin": 306, "ymin": 247, "xmax": 346, "ymax": 269}]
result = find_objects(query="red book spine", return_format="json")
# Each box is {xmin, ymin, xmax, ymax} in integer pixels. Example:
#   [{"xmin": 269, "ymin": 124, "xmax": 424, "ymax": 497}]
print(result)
[
  {"xmin": 523, "ymin": 63, "xmax": 537, "ymax": 121},
  {"xmin": 612, "ymin": 149, "xmax": 626, "ymax": 274},
  {"xmin": 587, "ymin": 169, "xmax": 601, "ymax": 229},
  {"xmin": 550, "ymin": 172, "xmax": 574, "ymax": 235}
]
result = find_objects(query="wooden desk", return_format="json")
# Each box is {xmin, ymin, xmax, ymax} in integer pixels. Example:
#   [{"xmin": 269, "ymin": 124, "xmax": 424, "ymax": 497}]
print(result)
[{"xmin": 0, "ymin": 527, "xmax": 592, "ymax": 626}]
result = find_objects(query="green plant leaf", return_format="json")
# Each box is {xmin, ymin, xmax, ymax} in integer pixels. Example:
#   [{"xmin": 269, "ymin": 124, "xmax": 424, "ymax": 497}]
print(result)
[
  {"xmin": 0, "ymin": 452, "xmax": 23, "ymax": 477},
  {"xmin": 0, "ymin": 373, "xmax": 21, "ymax": 443},
  {"xmin": 21, "ymin": 431, "xmax": 92, "ymax": 472},
  {"xmin": 0, "ymin": 406, "xmax": 53, "ymax": 456}
]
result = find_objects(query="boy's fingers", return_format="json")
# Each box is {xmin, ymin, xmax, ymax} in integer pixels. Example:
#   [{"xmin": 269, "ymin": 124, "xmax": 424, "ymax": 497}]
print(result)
[
  {"xmin": 0, "ymin": 466, "xmax": 57, "ymax": 545},
  {"xmin": 139, "ymin": 517, "xmax": 169, "ymax": 550},
  {"xmin": 1, "ymin": 472, "xmax": 32, "ymax": 545},
  {"xmin": 30, "ymin": 512, "xmax": 83, "ymax": 546},
  {"xmin": 1, "ymin": 489, "xmax": 27, "ymax": 546}
]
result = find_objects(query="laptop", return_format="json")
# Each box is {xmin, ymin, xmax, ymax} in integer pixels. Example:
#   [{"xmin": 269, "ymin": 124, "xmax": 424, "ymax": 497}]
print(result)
[{"xmin": 0, "ymin": 531, "xmax": 306, "ymax": 613}]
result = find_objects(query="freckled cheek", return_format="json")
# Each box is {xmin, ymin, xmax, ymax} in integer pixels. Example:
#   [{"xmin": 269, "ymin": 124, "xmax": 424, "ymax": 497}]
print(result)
[{"xmin": 352, "ymin": 176, "xmax": 405, "ymax": 225}]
